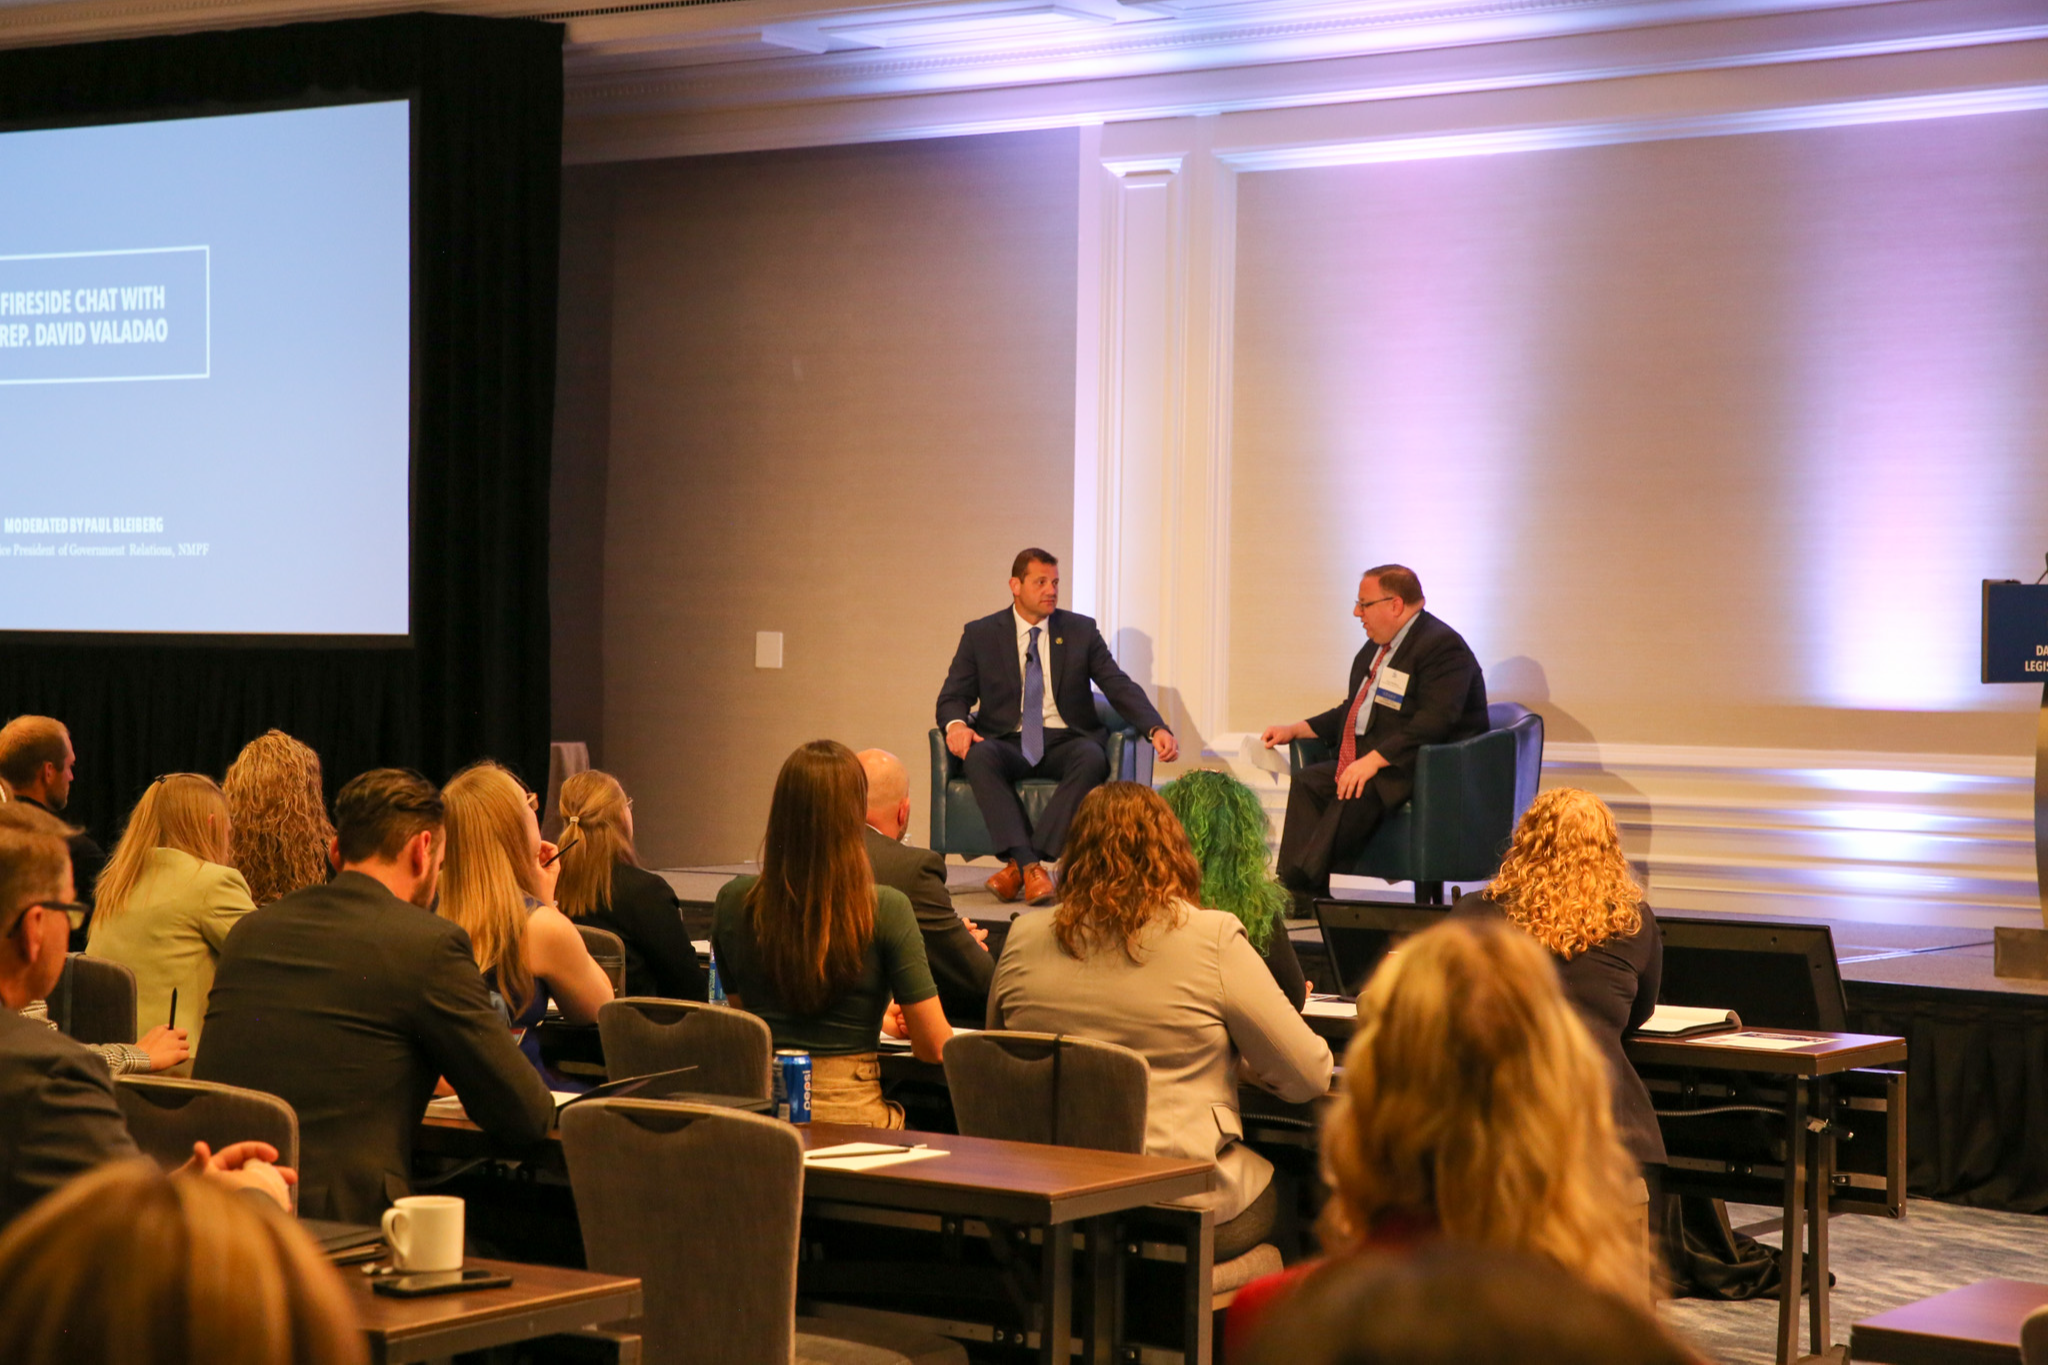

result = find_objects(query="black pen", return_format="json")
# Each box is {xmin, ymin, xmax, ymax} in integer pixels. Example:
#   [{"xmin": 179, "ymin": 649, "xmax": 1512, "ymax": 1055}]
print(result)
[
  {"xmin": 542, "ymin": 834, "xmax": 581, "ymax": 869},
  {"xmin": 168, "ymin": 989, "xmax": 178, "ymax": 1029}
]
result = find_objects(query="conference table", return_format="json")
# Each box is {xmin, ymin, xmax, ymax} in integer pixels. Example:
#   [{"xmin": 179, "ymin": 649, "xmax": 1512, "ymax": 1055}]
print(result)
[
  {"xmin": 415, "ymin": 1106, "xmax": 1214, "ymax": 1365},
  {"xmin": 1850, "ymin": 1278, "xmax": 2048, "ymax": 1365},
  {"xmin": 346, "ymin": 1253, "xmax": 641, "ymax": 1364}
]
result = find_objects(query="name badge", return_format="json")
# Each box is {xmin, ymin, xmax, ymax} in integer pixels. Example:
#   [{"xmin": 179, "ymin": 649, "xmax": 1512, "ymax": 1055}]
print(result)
[{"xmin": 1373, "ymin": 665, "xmax": 1410, "ymax": 710}]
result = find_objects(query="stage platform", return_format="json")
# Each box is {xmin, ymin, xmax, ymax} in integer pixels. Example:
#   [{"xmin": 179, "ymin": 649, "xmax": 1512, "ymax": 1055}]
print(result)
[{"xmin": 660, "ymin": 863, "xmax": 2048, "ymax": 1213}]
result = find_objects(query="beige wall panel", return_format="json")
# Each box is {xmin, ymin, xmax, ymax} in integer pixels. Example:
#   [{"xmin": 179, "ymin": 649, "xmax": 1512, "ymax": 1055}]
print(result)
[
  {"xmin": 603, "ymin": 130, "xmax": 1078, "ymax": 867},
  {"xmin": 1230, "ymin": 112, "xmax": 2048, "ymax": 756}
]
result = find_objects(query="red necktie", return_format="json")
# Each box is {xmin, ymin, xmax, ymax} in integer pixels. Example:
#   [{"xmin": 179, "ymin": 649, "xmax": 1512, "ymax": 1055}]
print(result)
[{"xmin": 1337, "ymin": 644, "xmax": 1390, "ymax": 769}]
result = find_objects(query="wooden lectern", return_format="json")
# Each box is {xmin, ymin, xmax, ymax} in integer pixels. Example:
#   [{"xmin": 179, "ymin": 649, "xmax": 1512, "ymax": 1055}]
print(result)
[{"xmin": 1984, "ymin": 580, "xmax": 2048, "ymax": 979}]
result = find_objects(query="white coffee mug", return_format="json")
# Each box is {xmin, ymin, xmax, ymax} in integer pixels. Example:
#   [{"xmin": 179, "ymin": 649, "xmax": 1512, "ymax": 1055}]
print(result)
[{"xmin": 381, "ymin": 1195, "xmax": 465, "ymax": 1272}]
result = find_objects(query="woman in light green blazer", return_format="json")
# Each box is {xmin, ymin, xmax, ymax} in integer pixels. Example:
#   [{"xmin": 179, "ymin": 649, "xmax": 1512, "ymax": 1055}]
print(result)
[{"xmin": 87, "ymin": 773, "xmax": 256, "ymax": 1071}]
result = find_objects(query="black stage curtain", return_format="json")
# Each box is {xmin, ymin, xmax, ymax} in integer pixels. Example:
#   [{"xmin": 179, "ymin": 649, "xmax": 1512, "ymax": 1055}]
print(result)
[
  {"xmin": 1848, "ymin": 980, "xmax": 2048, "ymax": 1213},
  {"xmin": 0, "ymin": 13, "xmax": 561, "ymax": 845}
]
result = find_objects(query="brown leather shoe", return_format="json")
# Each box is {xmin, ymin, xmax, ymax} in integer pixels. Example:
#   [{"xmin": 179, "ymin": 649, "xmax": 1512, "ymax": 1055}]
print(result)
[
  {"xmin": 984, "ymin": 860, "xmax": 1024, "ymax": 903},
  {"xmin": 1022, "ymin": 863, "xmax": 1057, "ymax": 906}
]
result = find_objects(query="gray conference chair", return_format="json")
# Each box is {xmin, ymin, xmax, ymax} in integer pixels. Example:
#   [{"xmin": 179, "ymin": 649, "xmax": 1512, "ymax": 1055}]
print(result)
[
  {"xmin": 561, "ymin": 1099, "xmax": 967, "ymax": 1365},
  {"xmin": 579, "ymin": 923, "xmax": 629, "ymax": 994},
  {"xmin": 944, "ymin": 1031, "xmax": 1282, "ymax": 1302},
  {"xmin": 115, "ymin": 1075, "xmax": 300, "ymax": 1172},
  {"xmin": 598, "ymin": 997, "xmax": 773, "ymax": 1099},
  {"xmin": 944, "ymin": 1030, "xmax": 1147, "ymax": 1152},
  {"xmin": 49, "ymin": 953, "xmax": 138, "ymax": 1047}
]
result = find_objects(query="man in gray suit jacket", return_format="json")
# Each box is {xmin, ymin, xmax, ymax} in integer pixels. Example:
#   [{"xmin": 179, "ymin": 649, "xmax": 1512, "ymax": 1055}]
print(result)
[
  {"xmin": 857, "ymin": 749, "xmax": 992, "ymax": 1024},
  {"xmin": 197, "ymin": 769, "xmax": 553, "ymax": 1224},
  {"xmin": 0, "ymin": 803, "xmax": 288, "ymax": 1227}
]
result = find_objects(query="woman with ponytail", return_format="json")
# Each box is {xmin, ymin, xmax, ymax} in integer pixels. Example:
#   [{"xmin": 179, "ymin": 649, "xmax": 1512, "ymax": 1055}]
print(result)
[{"xmin": 553, "ymin": 771, "xmax": 706, "ymax": 1000}]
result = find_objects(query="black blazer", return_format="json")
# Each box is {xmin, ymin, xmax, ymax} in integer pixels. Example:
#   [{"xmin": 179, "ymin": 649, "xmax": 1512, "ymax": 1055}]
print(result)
[
  {"xmin": 0, "ymin": 1007, "xmax": 140, "ymax": 1227},
  {"xmin": 937, "ymin": 607, "xmax": 1167, "ymax": 742},
  {"xmin": 582, "ymin": 861, "xmax": 708, "ymax": 1002},
  {"xmin": 864, "ymin": 825, "xmax": 992, "ymax": 1025},
  {"xmin": 1306, "ymin": 610, "xmax": 1487, "ymax": 805},
  {"xmin": 1452, "ymin": 893, "xmax": 1667, "ymax": 1167},
  {"xmin": 195, "ymin": 871, "xmax": 555, "ymax": 1223}
]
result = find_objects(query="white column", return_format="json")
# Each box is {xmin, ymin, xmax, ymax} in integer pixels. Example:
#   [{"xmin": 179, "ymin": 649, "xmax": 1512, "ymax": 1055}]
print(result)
[{"xmin": 1076, "ymin": 116, "xmax": 1239, "ymax": 762}]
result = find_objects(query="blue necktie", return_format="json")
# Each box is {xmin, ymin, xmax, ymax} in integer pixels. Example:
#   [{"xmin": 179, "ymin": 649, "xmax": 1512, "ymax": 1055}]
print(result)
[{"xmin": 1022, "ymin": 626, "xmax": 1045, "ymax": 766}]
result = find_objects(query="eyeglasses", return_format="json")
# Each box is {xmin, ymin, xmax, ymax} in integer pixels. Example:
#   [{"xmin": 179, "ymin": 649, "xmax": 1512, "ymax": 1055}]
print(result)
[
  {"xmin": 524, "ymin": 790, "xmax": 540, "ymax": 814},
  {"xmin": 1354, "ymin": 595, "xmax": 1396, "ymax": 612},
  {"xmin": 3, "ymin": 900, "xmax": 87, "ymax": 938}
]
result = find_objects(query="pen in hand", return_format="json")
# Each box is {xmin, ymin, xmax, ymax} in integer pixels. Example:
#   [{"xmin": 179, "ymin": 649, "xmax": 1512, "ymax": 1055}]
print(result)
[
  {"xmin": 168, "ymin": 989, "xmax": 178, "ymax": 1029},
  {"xmin": 542, "ymin": 834, "xmax": 581, "ymax": 869}
]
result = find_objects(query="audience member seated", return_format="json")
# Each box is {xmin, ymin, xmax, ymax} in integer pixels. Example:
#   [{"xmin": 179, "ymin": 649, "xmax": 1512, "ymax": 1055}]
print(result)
[
  {"xmin": 554, "ymin": 769, "xmax": 707, "ymax": 1001},
  {"xmin": 856, "ymin": 747, "xmax": 993, "ymax": 1024},
  {"xmin": 713, "ymin": 740, "xmax": 951, "ymax": 1126},
  {"xmin": 1450, "ymin": 788, "xmax": 1666, "ymax": 1203},
  {"xmin": 0, "ymin": 715, "xmax": 106, "ymax": 944},
  {"xmin": 85, "ymin": 774, "xmax": 255, "ymax": 1070},
  {"xmin": 1, "ymin": 804, "xmax": 290, "ymax": 1227},
  {"xmin": 1159, "ymin": 769, "xmax": 1309, "ymax": 1010},
  {"xmin": 14, "ymin": 995, "xmax": 186, "ymax": 1077},
  {"xmin": 196, "ymin": 769, "xmax": 554, "ymax": 1223},
  {"xmin": 224, "ymin": 729, "xmax": 337, "ymax": 907},
  {"xmin": 0, "ymin": 1160, "xmax": 362, "ymax": 1365},
  {"xmin": 440, "ymin": 761, "xmax": 615, "ymax": 1088},
  {"xmin": 987, "ymin": 781, "xmax": 1332, "ymax": 1260},
  {"xmin": 1227, "ymin": 918, "xmax": 1649, "ymax": 1351},
  {"xmin": 1238, "ymin": 1242, "xmax": 1696, "ymax": 1365}
]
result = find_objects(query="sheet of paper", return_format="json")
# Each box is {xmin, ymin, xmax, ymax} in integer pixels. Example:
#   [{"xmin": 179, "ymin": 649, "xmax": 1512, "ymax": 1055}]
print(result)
[
  {"xmin": 1238, "ymin": 734, "xmax": 1292, "ymax": 775},
  {"xmin": 552, "ymin": 1091, "xmax": 581, "ymax": 1107},
  {"xmin": 1706, "ymin": 1031, "xmax": 1823, "ymax": 1051},
  {"xmin": 804, "ymin": 1147, "xmax": 947, "ymax": 1172},
  {"xmin": 1303, "ymin": 998, "xmax": 1357, "ymax": 1020},
  {"xmin": 1639, "ymin": 1005, "xmax": 1738, "ymax": 1034},
  {"xmin": 425, "ymin": 1095, "xmax": 467, "ymax": 1114},
  {"xmin": 692, "ymin": 939, "xmax": 711, "ymax": 955}
]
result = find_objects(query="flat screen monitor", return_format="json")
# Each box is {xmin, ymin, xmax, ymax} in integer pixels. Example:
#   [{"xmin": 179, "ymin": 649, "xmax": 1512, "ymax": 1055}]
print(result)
[
  {"xmin": 1315, "ymin": 900, "xmax": 1450, "ymax": 997},
  {"xmin": 1657, "ymin": 916, "xmax": 1847, "ymax": 1031},
  {"xmin": 0, "ymin": 99, "xmax": 412, "ymax": 640}
]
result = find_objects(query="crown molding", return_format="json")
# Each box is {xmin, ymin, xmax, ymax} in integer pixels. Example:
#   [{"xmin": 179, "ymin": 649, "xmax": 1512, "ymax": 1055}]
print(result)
[{"xmin": 559, "ymin": 0, "xmax": 2048, "ymax": 160}]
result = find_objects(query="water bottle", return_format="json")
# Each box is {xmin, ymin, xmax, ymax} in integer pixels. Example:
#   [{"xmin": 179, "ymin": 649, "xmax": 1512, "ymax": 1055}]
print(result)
[{"xmin": 708, "ymin": 948, "xmax": 727, "ymax": 1007}]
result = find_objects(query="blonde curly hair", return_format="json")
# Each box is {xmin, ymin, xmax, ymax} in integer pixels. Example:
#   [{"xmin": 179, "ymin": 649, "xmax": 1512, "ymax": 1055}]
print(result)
[
  {"xmin": 1482, "ymin": 788, "xmax": 1643, "ymax": 959},
  {"xmin": 1322, "ymin": 918, "xmax": 1650, "ymax": 1305},
  {"xmin": 224, "ymin": 731, "xmax": 335, "ymax": 907}
]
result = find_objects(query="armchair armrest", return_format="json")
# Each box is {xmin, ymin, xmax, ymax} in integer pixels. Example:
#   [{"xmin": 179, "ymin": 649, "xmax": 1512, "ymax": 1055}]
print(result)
[{"xmin": 1288, "ymin": 736, "xmax": 1334, "ymax": 775}]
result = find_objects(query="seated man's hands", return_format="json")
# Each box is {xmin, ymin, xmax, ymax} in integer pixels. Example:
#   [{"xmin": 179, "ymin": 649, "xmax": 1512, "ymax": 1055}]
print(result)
[
  {"xmin": 944, "ymin": 723, "xmax": 981, "ymax": 761},
  {"xmin": 1336, "ymin": 752, "xmax": 1388, "ymax": 800},
  {"xmin": 1261, "ymin": 721, "xmax": 1310, "ymax": 749},
  {"xmin": 1150, "ymin": 728, "xmax": 1179, "ymax": 763},
  {"xmin": 966, "ymin": 922, "xmax": 990, "ymax": 951},
  {"xmin": 181, "ymin": 1139, "xmax": 296, "ymax": 1212},
  {"xmin": 137, "ymin": 1025, "xmax": 189, "ymax": 1073}
]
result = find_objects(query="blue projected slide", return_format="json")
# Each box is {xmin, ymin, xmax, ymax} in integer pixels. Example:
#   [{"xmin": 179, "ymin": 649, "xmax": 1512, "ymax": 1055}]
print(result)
[{"xmin": 0, "ymin": 100, "xmax": 410, "ymax": 636}]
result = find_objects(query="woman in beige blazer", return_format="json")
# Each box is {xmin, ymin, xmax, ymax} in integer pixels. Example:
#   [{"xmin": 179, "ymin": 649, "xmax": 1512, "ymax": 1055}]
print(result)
[
  {"xmin": 988, "ymin": 781, "xmax": 1333, "ymax": 1257},
  {"xmin": 87, "ymin": 774, "xmax": 256, "ymax": 1070}
]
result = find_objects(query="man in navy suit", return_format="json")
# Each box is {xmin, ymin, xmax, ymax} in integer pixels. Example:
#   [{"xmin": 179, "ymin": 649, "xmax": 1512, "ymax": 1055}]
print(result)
[
  {"xmin": 937, "ymin": 549, "xmax": 1177, "ymax": 905},
  {"xmin": 1262, "ymin": 564, "xmax": 1488, "ymax": 902}
]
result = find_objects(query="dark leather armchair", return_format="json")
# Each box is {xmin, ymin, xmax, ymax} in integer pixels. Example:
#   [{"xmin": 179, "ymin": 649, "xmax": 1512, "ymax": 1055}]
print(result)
[
  {"xmin": 1289, "ymin": 702, "xmax": 1544, "ymax": 903},
  {"xmin": 928, "ymin": 694, "xmax": 1153, "ymax": 858}
]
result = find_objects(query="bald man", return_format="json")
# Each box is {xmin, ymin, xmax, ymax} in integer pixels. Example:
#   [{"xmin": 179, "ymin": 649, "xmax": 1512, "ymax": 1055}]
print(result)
[{"xmin": 857, "ymin": 749, "xmax": 993, "ymax": 1025}]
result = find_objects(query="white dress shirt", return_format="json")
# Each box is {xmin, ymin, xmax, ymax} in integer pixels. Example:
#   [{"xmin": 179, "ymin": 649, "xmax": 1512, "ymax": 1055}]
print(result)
[
  {"xmin": 1012, "ymin": 608, "xmax": 1066, "ymax": 730},
  {"xmin": 1356, "ymin": 610, "xmax": 1421, "ymax": 735}
]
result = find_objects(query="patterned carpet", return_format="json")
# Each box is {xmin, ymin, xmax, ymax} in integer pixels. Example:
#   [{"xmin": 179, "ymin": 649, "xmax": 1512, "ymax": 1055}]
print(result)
[{"xmin": 1661, "ymin": 1200, "xmax": 2048, "ymax": 1363}]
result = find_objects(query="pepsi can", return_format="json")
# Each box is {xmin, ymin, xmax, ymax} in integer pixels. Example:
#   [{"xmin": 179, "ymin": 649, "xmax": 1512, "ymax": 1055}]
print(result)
[{"xmin": 774, "ymin": 1049, "xmax": 812, "ymax": 1125}]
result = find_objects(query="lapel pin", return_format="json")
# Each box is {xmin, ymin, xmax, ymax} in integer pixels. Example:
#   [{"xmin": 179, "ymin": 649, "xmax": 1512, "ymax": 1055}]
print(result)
[{"xmin": 1055, "ymin": 637, "xmax": 1062, "ymax": 645}]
